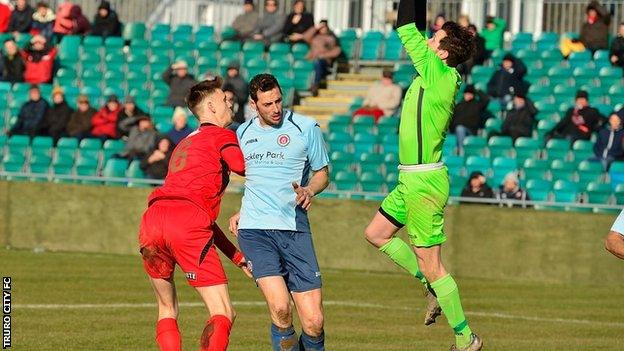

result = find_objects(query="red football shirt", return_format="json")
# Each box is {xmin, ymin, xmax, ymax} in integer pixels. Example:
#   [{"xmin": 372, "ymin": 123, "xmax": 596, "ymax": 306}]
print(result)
[{"xmin": 148, "ymin": 123, "xmax": 245, "ymax": 222}]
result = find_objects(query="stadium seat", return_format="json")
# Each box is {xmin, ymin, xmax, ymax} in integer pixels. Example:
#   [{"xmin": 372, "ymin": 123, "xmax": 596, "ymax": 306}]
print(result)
[
  {"xmin": 550, "ymin": 159, "xmax": 577, "ymax": 182},
  {"xmin": 577, "ymin": 160, "xmax": 604, "ymax": 187},
  {"xmin": 523, "ymin": 159, "xmax": 549, "ymax": 180},
  {"xmin": 7, "ymin": 135, "xmax": 30, "ymax": 155},
  {"xmin": 352, "ymin": 116, "xmax": 375, "ymax": 134},
  {"xmin": 291, "ymin": 43, "xmax": 309, "ymax": 61},
  {"xmin": 334, "ymin": 170, "xmax": 358, "ymax": 191},
  {"xmin": 545, "ymin": 139, "xmax": 571, "ymax": 161},
  {"xmin": 244, "ymin": 58, "xmax": 269, "ymax": 80},
  {"xmin": 484, "ymin": 118, "xmax": 503, "ymax": 136},
  {"xmin": 330, "ymin": 151, "xmax": 354, "ymax": 172},
  {"xmin": 292, "ymin": 60, "xmax": 314, "ymax": 91},
  {"xmin": 614, "ymin": 184, "xmax": 624, "ymax": 204},
  {"xmin": 359, "ymin": 153, "xmax": 384, "ymax": 174},
  {"xmin": 353, "ymin": 133, "xmax": 377, "ymax": 157},
  {"xmin": 462, "ymin": 136, "xmax": 487, "ymax": 156},
  {"xmin": 488, "ymin": 136, "xmax": 513, "ymax": 158},
  {"xmin": 2, "ymin": 152, "xmax": 25, "ymax": 172},
  {"xmin": 31, "ymin": 136, "xmax": 53, "ymax": 156},
  {"xmin": 585, "ymin": 181, "xmax": 612, "ymax": 204},
  {"xmin": 465, "ymin": 155, "xmax": 491, "ymax": 175},
  {"xmin": 570, "ymin": 140, "xmax": 595, "ymax": 162},
  {"xmin": 359, "ymin": 30, "xmax": 383, "ymax": 60},
  {"xmin": 360, "ymin": 171, "xmax": 384, "ymax": 192},
  {"xmin": 126, "ymin": 160, "xmax": 144, "ymax": 179},
  {"xmin": 383, "ymin": 31, "xmax": 403, "ymax": 60},
  {"xmin": 102, "ymin": 158, "xmax": 128, "ymax": 183},
  {"xmin": 123, "ymin": 22, "xmax": 146, "ymax": 41},
  {"xmin": 377, "ymin": 117, "xmax": 399, "ymax": 135}
]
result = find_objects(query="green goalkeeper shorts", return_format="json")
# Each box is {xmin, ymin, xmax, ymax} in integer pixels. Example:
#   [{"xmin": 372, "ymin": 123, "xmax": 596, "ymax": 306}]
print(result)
[{"xmin": 380, "ymin": 166, "xmax": 449, "ymax": 247}]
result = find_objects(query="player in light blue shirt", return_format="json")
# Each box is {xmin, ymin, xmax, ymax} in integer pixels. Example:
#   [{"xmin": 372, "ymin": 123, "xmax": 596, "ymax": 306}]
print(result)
[
  {"xmin": 605, "ymin": 209, "xmax": 624, "ymax": 259},
  {"xmin": 229, "ymin": 74, "xmax": 329, "ymax": 351}
]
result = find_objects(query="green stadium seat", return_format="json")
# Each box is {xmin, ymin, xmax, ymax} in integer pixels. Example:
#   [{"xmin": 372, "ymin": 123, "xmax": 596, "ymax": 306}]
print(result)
[
  {"xmin": 569, "ymin": 50, "xmax": 592, "ymax": 64},
  {"xmin": 522, "ymin": 159, "xmax": 549, "ymax": 180},
  {"xmin": 359, "ymin": 30, "xmax": 383, "ymax": 60},
  {"xmin": 577, "ymin": 160, "xmax": 604, "ymax": 187},
  {"xmin": 492, "ymin": 156, "xmax": 518, "ymax": 171},
  {"xmin": 359, "ymin": 153, "xmax": 384, "ymax": 174},
  {"xmin": 353, "ymin": 133, "xmax": 377, "ymax": 157},
  {"xmin": 79, "ymin": 138, "xmax": 102, "ymax": 151},
  {"xmin": 462, "ymin": 136, "xmax": 487, "ymax": 156},
  {"xmin": 614, "ymin": 184, "xmax": 624, "ymax": 204},
  {"xmin": 585, "ymin": 181, "xmax": 612, "ymax": 204},
  {"xmin": 291, "ymin": 43, "xmax": 309, "ymax": 60},
  {"xmin": 102, "ymin": 158, "xmax": 128, "ymax": 185},
  {"xmin": 488, "ymin": 136, "xmax": 513, "ymax": 158},
  {"xmin": 330, "ymin": 151, "xmax": 354, "ymax": 171},
  {"xmin": 126, "ymin": 160, "xmax": 144, "ymax": 179},
  {"xmin": 352, "ymin": 116, "xmax": 375, "ymax": 134},
  {"xmin": 2, "ymin": 152, "xmax": 25, "ymax": 172},
  {"xmin": 571, "ymin": 139, "xmax": 595, "ymax": 162},
  {"xmin": 244, "ymin": 58, "xmax": 269, "ymax": 80},
  {"xmin": 484, "ymin": 118, "xmax": 503, "ymax": 136},
  {"xmin": 383, "ymin": 31, "xmax": 403, "ymax": 60},
  {"xmin": 195, "ymin": 25, "xmax": 215, "ymax": 40},
  {"xmin": 29, "ymin": 153, "xmax": 51, "ymax": 172},
  {"xmin": 465, "ymin": 155, "xmax": 491, "ymax": 175},
  {"xmin": 334, "ymin": 170, "xmax": 358, "ymax": 191},
  {"xmin": 219, "ymin": 26, "xmax": 237, "ymax": 41},
  {"xmin": 550, "ymin": 159, "xmax": 577, "ymax": 182},
  {"xmin": 58, "ymin": 35, "xmax": 81, "ymax": 63},
  {"xmin": 360, "ymin": 171, "xmax": 384, "ymax": 192},
  {"xmin": 123, "ymin": 22, "xmax": 146, "ymax": 41},
  {"xmin": 545, "ymin": 139, "xmax": 571, "ymax": 160},
  {"xmin": 7, "ymin": 135, "xmax": 30, "ymax": 155},
  {"xmin": 377, "ymin": 117, "xmax": 399, "ymax": 135}
]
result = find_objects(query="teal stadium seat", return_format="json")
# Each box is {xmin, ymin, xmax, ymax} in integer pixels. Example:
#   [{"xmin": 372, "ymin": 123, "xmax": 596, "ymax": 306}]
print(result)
[
  {"xmin": 550, "ymin": 159, "xmax": 577, "ymax": 182},
  {"xmin": 291, "ymin": 43, "xmax": 309, "ymax": 61},
  {"xmin": 462, "ymin": 136, "xmax": 487, "ymax": 156},
  {"xmin": 359, "ymin": 30, "xmax": 383, "ymax": 61},
  {"xmin": 359, "ymin": 153, "xmax": 384, "ymax": 174},
  {"xmin": 523, "ymin": 158, "xmax": 549, "ymax": 180},
  {"xmin": 123, "ymin": 22, "xmax": 146, "ymax": 41},
  {"xmin": 102, "ymin": 158, "xmax": 128, "ymax": 185},
  {"xmin": 360, "ymin": 171, "xmax": 384, "ymax": 193},
  {"xmin": 585, "ymin": 182, "xmax": 612, "ymax": 204},
  {"xmin": 577, "ymin": 160, "xmax": 604, "ymax": 188},
  {"xmin": 545, "ymin": 138, "xmax": 571, "ymax": 161},
  {"xmin": 333, "ymin": 170, "xmax": 358, "ymax": 191},
  {"xmin": 465, "ymin": 155, "xmax": 491, "ymax": 175},
  {"xmin": 514, "ymin": 137, "xmax": 542, "ymax": 162},
  {"xmin": 383, "ymin": 31, "xmax": 403, "ymax": 60},
  {"xmin": 2, "ymin": 153, "xmax": 25, "ymax": 172},
  {"xmin": 488, "ymin": 136, "xmax": 513, "ymax": 158},
  {"xmin": 126, "ymin": 160, "xmax": 144, "ymax": 179},
  {"xmin": 330, "ymin": 151, "xmax": 354, "ymax": 172}
]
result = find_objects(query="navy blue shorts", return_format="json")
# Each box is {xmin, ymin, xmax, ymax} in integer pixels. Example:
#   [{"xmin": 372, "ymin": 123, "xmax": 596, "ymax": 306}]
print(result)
[{"xmin": 237, "ymin": 229, "xmax": 322, "ymax": 293}]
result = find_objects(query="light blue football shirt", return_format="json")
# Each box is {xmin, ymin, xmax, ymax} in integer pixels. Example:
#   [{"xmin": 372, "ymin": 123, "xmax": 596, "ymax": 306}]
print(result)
[
  {"xmin": 611, "ymin": 209, "xmax": 624, "ymax": 235},
  {"xmin": 236, "ymin": 110, "xmax": 329, "ymax": 232}
]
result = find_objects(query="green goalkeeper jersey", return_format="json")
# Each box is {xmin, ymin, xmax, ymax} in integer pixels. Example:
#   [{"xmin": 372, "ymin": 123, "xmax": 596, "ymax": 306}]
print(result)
[{"xmin": 397, "ymin": 24, "xmax": 461, "ymax": 166}]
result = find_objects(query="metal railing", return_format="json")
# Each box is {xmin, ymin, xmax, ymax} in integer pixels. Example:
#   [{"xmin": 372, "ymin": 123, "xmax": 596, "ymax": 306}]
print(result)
[{"xmin": 542, "ymin": 0, "xmax": 624, "ymax": 35}]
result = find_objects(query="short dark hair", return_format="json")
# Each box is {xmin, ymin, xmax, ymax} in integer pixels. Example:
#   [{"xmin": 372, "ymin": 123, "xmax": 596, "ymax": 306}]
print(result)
[
  {"xmin": 249, "ymin": 74, "xmax": 282, "ymax": 102},
  {"xmin": 36, "ymin": 2, "xmax": 49, "ymax": 9},
  {"xmin": 185, "ymin": 76, "xmax": 223, "ymax": 117},
  {"xmin": 439, "ymin": 21, "xmax": 475, "ymax": 67}
]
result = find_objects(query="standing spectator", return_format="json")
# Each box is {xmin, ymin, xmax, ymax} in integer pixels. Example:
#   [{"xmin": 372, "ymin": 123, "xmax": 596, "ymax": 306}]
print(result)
[
  {"xmin": 52, "ymin": 0, "xmax": 74, "ymax": 39},
  {"xmin": 8, "ymin": 0, "xmax": 33, "ymax": 35},
  {"xmin": 450, "ymin": 85, "xmax": 490, "ymax": 151},
  {"xmin": 2, "ymin": 39, "xmax": 25, "ymax": 83},
  {"xmin": 487, "ymin": 54, "xmax": 527, "ymax": 105},
  {"xmin": 116, "ymin": 115, "xmax": 158, "ymax": 160},
  {"xmin": 610, "ymin": 22, "xmax": 624, "ymax": 68},
  {"xmin": 140, "ymin": 136, "xmax": 173, "ymax": 180},
  {"xmin": 165, "ymin": 107, "xmax": 192, "ymax": 145},
  {"xmin": 223, "ymin": 62, "xmax": 248, "ymax": 125},
  {"xmin": 117, "ymin": 96, "xmax": 148, "ymax": 138},
  {"xmin": 561, "ymin": 1, "xmax": 610, "ymax": 57},
  {"xmin": 304, "ymin": 20, "xmax": 341, "ymax": 94},
  {"xmin": 231, "ymin": 0, "xmax": 258, "ymax": 41},
  {"xmin": 66, "ymin": 94, "xmax": 95, "ymax": 139},
  {"xmin": 162, "ymin": 60, "xmax": 197, "ymax": 107},
  {"xmin": 591, "ymin": 112, "xmax": 624, "ymax": 169},
  {"xmin": 283, "ymin": 0, "xmax": 314, "ymax": 44},
  {"xmin": 548, "ymin": 90, "xmax": 603, "ymax": 143},
  {"xmin": 38, "ymin": 86, "xmax": 73, "ymax": 142},
  {"xmin": 0, "ymin": 0, "xmax": 12, "ymax": 33},
  {"xmin": 352, "ymin": 70, "xmax": 402, "ymax": 121},
  {"xmin": 428, "ymin": 13, "xmax": 446, "ymax": 37},
  {"xmin": 91, "ymin": 1, "xmax": 121, "ymax": 38},
  {"xmin": 9, "ymin": 84, "xmax": 48, "ymax": 137},
  {"xmin": 497, "ymin": 172, "xmax": 530, "ymax": 203},
  {"xmin": 20, "ymin": 34, "xmax": 56, "ymax": 84},
  {"xmin": 91, "ymin": 95, "xmax": 121, "ymax": 140},
  {"xmin": 252, "ymin": 0, "xmax": 285, "ymax": 46},
  {"xmin": 461, "ymin": 171, "xmax": 495, "ymax": 199},
  {"xmin": 481, "ymin": 16, "xmax": 506, "ymax": 53},
  {"xmin": 31, "ymin": 1, "xmax": 55, "ymax": 41},
  {"xmin": 501, "ymin": 93, "xmax": 537, "ymax": 141}
]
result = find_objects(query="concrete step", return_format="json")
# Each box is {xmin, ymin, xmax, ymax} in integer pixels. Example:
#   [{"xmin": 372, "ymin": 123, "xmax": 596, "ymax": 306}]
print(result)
[
  {"xmin": 337, "ymin": 73, "xmax": 380, "ymax": 82},
  {"xmin": 301, "ymin": 96, "xmax": 354, "ymax": 108},
  {"xmin": 293, "ymin": 105, "xmax": 349, "ymax": 116},
  {"xmin": 318, "ymin": 89, "xmax": 367, "ymax": 98},
  {"xmin": 327, "ymin": 80, "xmax": 371, "ymax": 91}
]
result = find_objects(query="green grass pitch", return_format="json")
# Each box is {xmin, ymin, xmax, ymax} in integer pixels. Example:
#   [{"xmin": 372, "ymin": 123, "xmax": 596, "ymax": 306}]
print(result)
[{"xmin": 2, "ymin": 248, "xmax": 623, "ymax": 350}]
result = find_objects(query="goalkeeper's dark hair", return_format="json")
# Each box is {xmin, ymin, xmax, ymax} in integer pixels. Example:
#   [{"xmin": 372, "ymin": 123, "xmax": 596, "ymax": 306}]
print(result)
[
  {"xmin": 439, "ymin": 21, "xmax": 475, "ymax": 68},
  {"xmin": 249, "ymin": 74, "xmax": 282, "ymax": 102},
  {"xmin": 185, "ymin": 76, "xmax": 223, "ymax": 117}
]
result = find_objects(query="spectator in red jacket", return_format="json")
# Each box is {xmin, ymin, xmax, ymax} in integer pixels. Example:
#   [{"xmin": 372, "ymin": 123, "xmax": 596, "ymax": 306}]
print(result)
[
  {"xmin": 91, "ymin": 95, "xmax": 121, "ymax": 140},
  {"xmin": 21, "ymin": 34, "xmax": 56, "ymax": 84},
  {"xmin": 0, "ymin": 1, "xmax": 12, "ymax": 33},
  {"xmin": 53, "ymin": 0, "xmax": 73, "ymax": 38}
]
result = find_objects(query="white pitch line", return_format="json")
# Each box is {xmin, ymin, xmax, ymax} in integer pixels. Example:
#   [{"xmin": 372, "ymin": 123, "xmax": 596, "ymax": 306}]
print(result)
[{"xmin": 13, "ymin": 301, "xmax": 624, "ymax": 328}]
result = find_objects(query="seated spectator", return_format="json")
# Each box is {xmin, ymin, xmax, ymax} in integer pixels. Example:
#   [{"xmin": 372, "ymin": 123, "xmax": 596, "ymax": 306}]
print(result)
[
  {"xmin": 116, "ymin": 115, "xmax": 157, "ymax": 160},
  {"xmin": 66, "ymin": 94, "xmax": 95, "ymax": 139},
  {"xmin": 487, "ymin": 54, "xmax": 527, "ymax": 105},
  {"xmin": 501, "ymin": 93, "xmax": 537, "ymax": 141},
  {"xmin": 31, "ymin": 2, "xmax": 55, "ymax": 42},
  {"xmin": 52, "ymin": 0, "xmax": 74, "ymax": 39},
  {"xmin": 353, "ymin": 70, "xmax": 402, "ymax": 122},
  {"xmin": 497, "ymin": 172, "xmax": 530, "ymax": 203},
  {"xmin": 117, "ymin": 96, "xmax": 148, "ymax": 138},
  {"xmin": 610, "ymin": 23, "xmax": 624, "ymax": 68},
  {"xmin": 2, "ymin": 39, "xmax": 25, "ymax": 83},
  {"xmin": 68, "ymin": 4, "xmax": 90, "ymax": 35},
  {"xmin": 481, "ymin": 16, "xmax": 506, "ymax": 54},
  {"xmin": 140, "ymin": 137, "xmax": 173, "ymax": 180},
  {"xmin": 91, "ymin": 1, "xmax": 121, "ymax": 38},
  {"xmin": 0, "ymin": 0, "xmax": 12, "ymax": 33},
  {"xmin": 162, "ymin": 60, "xmax": 197, "ymax": 107},
  {"xmin": 20, "ymin": 34, "xmax": 56, "ymax": 84},
  {"xmin": 166, "ymin": 107, "xmax": 193, "ymax": 145},
  {"xmin": 457, "ymin": 14, "xmax": 470, "ymax": 28},
  {"xmin": 8, "ymin": 0, "xmax": 33, "ymax": 35},
  {"xmin": 91, "ymin": 95, "xmax": 121, "ymax": 140},
  {"xmin": 450, "ymin": 85, "xmax": 490, "ymax": 151},
  {"xmin": 590, "ymin": 112, "xmax": 624, "ymax": 170},
  {"xmin": 457, "ymin": 24, "xmax": 487, "ymax": 78},
  {"xmin": 222, "ymin": 86, "xmax": 243, "ymax": 131},
  {"xmin": 548, "ymin": 90, "xmax": 603, "ymax": 143},
  {"xmin": 223, "ymin": 62, "xmax": 248, "ymax": 125},
  {"xmin": 304, "ymin": 20, "xmax": 341, "ymax": 93},
  {"xmin": 252, "ymin": 0, "xmax": 285, "ymax": 46},
  {"xmin": 37, "ymin": 86, "xmax": 73, "ymax": 142},
  {"xmin": 8, "ymin": 84, "xmax": 48, "ymax": 137},
  {"xmin": 561, "ymin": 1, "xmax": 610, "ymax": 57},
  {"xmin": 283, "ymin": 0, "xmax": 314, "ymax": 44},
  {"xmin": 231, "ymin": 0, "xmax": 258, "ymax": 41},
  {"xmin": 461, "ymin": 171, "xmax": 495, "ymax": 199},
  {"xmin": 428, "ymin": 13, "xmax": 446, "ymax": 37}
]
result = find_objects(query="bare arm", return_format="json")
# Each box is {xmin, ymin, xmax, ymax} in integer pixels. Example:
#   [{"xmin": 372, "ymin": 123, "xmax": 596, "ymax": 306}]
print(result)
[
  {"xmin": 293, "ymin": 166, "xmax": 329, "ymax": 211},
  {"xmin": 605, "ymin": 232, "xmax": 624, "ymax": 260}
]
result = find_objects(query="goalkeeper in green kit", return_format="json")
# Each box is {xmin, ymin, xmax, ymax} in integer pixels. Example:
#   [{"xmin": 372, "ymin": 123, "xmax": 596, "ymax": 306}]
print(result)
[{"xmin": 364, "ymin": 0, "xmax": 482, "ymax": 350}]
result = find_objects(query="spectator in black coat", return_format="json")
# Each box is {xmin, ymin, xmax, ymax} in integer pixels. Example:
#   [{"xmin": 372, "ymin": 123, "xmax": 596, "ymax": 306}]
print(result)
[
  {"xmin": 223, "ymin": 62, "xmax": 248, "ymax": 125},
  {"xmin": 38, "ymin": 86, "xmax": 73, "ymax": 142},
  {"xmin": 501, "ymin": 93, "xmax": 537, "ymax": 141},
  {"xmin": 2, "ymin": 39, "xmax": 25, "ymax": 83},
  {"xmin": 140, "ymin": 136, "xmax": 173, "ymax": 180},
  {"xmin": 283, "ymin": 0, "xmax": 314, "ymax": 44},
  {"xmin": 590, "ymin": 112, "xmax": 624, "ymax": 169},
  {"xmin": 497, "ymin": 172, "xmax": 530, "ymax": 204},
  {"xmin": 450, "ymin": 84, "xmax": 490, "ymax": 151},
  {"xmin": 9, "ymin": 84, "xmax": 48, "ymax": 137},
  {"xmin": 117, "ymin": 96, "xmax": 148, "ymax": 138},
  {"xmin": 8, "ymin": 0, "xmax": 33, "ymax": 34},
  {"xmin": 461, "ymin": 171, "xmax": 495, "ymax": 199},
  {"xmin": 162, "ymin": 60, "xmax": 198, "ymax": 107},
  {"xmin": 487, "ymin": 54, "xmax": 527, "ymax": 104},
  {"xmin": 91, "ymin": 1, "xmax": 121, "ymax": 38},
  {"xmin": 548, "ymin": 90, "xmax": 603, "ymax": 143},
  {"xmin": 610, "ymin": 23, "xmax": 624, "ymax": 68},
  {"xmin": 66, "ymin": 94, "xmax": 96, "ymax": 139}
]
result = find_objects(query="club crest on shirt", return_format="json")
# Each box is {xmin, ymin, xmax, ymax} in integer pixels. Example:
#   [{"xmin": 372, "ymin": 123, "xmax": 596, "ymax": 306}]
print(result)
[{"xmin": 277, "ymin": 134, "xmax": 290, "ymax": 147}]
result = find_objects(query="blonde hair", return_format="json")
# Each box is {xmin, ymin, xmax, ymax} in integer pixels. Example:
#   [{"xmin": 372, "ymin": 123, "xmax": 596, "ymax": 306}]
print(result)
[{"xmin": 172, "ymin": 107, "xmax": 188, "ymax": 122}]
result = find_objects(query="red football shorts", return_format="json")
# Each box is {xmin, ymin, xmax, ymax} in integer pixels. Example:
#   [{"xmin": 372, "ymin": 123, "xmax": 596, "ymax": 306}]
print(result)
[{"xmin": 138, "ymin": 199, "xmax": 227, "ymax": 287}]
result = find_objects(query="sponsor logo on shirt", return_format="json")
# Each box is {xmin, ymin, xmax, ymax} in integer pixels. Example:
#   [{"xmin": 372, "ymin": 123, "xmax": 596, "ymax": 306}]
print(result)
[
  {"xmin": 277, "ymin": 134, "xmax": 290, "ymax": 147},
  {"xmin": 245, "ymin": 138, "xmax": 258, "ymax": 146},
  {"xmin": 185, "ymin": 272, "xmax": 197, "ymax": 281}
]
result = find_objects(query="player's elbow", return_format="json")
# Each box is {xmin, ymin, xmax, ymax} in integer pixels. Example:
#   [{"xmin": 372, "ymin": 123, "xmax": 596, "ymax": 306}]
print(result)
[{"xmin": 604, "ymin": 232, "xmax": 621, "ymax": 256}]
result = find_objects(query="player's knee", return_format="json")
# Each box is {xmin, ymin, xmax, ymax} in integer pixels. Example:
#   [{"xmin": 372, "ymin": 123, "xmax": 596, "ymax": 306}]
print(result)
[
  {"xmin": 419, "ymin": 263, "xmax": 445, "ymax": 282},
  {"xmin": 364, "ymin": 225, "xmax": 383, "ymax": 246},
  {"xmin": 301, "ymin": 313, "xmax": 324, "ymax": 336},
  {"xmin": 270, "ymin": 303, "xmax": 292, "ymax": 326}
]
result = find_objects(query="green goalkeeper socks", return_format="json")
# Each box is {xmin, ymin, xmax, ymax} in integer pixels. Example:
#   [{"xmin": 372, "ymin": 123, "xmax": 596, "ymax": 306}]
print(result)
[
  {"xmin": 430, "ymin": 274, "xmax": 472, "ymax": 348},
  {"xmin": 379, "ymin": 237, "xmax": 428, "ymax": 285}
]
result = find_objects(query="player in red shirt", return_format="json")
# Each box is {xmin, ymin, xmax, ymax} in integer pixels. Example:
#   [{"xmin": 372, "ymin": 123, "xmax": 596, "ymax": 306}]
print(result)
[{"xmin": 138, "ymin": 77, "xmax": 249, "ymax": 351}]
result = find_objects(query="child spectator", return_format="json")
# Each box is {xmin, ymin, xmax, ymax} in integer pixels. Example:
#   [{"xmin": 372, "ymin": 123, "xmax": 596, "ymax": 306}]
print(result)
[
  {"xmin": 91, "ymin": 95, "xmax": 121, "ymax": 140},
  {"xmin": 9, "ymin": 84, "xmax": 48, "ymax": 137},
  {"xmin": 31, "ymin": 1, "xmax": 55, "ymax": 41},
  {"xmin": 66, "ymin": 94, "xmax": 95, "ymax": 139},
  {"xmin": 21, "ymin": 34, "xmax": 56, "ymax": 84}
]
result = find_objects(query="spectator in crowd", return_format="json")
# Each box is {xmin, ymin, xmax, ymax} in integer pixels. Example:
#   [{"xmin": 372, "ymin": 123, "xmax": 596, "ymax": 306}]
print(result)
[
  {"xmin": 428, "ymin": 13, "xmax": 446, "ymax": 37},
  {"xmin": 548, "ymin": 90, "xmax": 603, "ymax": 143},
  {"xmin": 91, "ymin": 0, "xmax": 121, "ymax": 38},
  {"xmin": 8, "ymin": 84, "xmax": 48, "ymax": 137},
  {"xmin": 487, "ymin": 54, "xmax": 527, "ymax": 105},
  {"xmin": 140, "ymin": 136, "xmax": 173, "ymax": 180},
  {"xmin": 117, "ymin": 115, "xmax": 158, "ymax": 160},
  {"xmin": 481, "ymin": 16, "xmax": 506, "ymax": 54},
  {"xmin": 222, "ymin": 62, "xmax": 248, "ymax": 125},
  {"xmin": 91, "ymin": 95, "xmax": 121, "ymax": 140},
  {"xmin": 231, "ymin": 0, "xmax": 258, "ymax": 41},
  {"xmin": 457, "ymin": 24, "xmax": 487, "ymax": 78},
  {"xmin": 501, "ymin": 93, "xmax": 537, "ymax": 141},
  {"xmin": 117, "ymin": 96, "xmax": 148, "ymax": 138},
  {"xmin": 497, "ymin": 172, "xmax": 530, "ymax": 203},
  {"xmin": 222, "ymin": 84, "xmax": 243, "ymax": 130},
  {"xmin": 38, "ymin": 86, "xmax": 73, "ymax": 142},
  {"xmin": 610, "ymin": 23, "xmax": 624, "ymax": 68},
  {"xmin": 31, "ymin": 1, "xmax": 55, "ymax": 42},
  {"xmin": 591, "ymin": 112, "xmax": 624, "ymax": 169},
  {"xmin": 353, "ymin": 70, "xmax": 402, "ymax": 122},
  {"xmin": 52, "ymin": 0, "xmax": 74, "ymax": 39},
  {"xmin": 283, "ymin": 0, "xmax": 314, "ymax": 44},
  {"xmin": 457, "ymin": 14, "xmax": 470, "ymax": 28},
  {"xmin": 165, "ymin": 107, "xmax": 193, "ymax": 145},
  {"xmin": 450, "ymin": 85, "xmax": 490, "ymax": 151},
  {"xmin": 252, "ymin": 0, "xmax": 285, "ymax": 46},
  {"xmin": 561, "ymin": 1, "xmax": 610, "ymax": 57},
  {"xmin": 0, "ymin": 0, "xmax": 11, "ymax": 33},
  {"xmin": 68, "ymin": 4, "xmax": 90, "ymax": 35},
  {"xmin": 2, "ymin": 39, "xmax": 25, "ymax": 83},
  {"xmin": 8, "ymin": 0, "xmax": 33, "ymax": 35},
  {"xmin": 162, "ymin": 60, "xmax": 197, "ymax": 107},
  {"xmin": 66, "ymin": 94, "xmax": 95, "ymax": 139},
  {"xmin": 304, "ymin": 19, "xmax": 341, "ymax": 94},
  {"xmin": 461, "ymin": 171, "xmax": 495, "ymax": 199},
  {"xmin": 20, "ymin": 34, "xmax": 56, "ymax": 84}
]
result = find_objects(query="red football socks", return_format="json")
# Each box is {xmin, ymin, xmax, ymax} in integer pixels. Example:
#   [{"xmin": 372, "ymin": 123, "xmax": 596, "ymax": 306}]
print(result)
[
  {"xmin": 156, "ymin": 318, "xmax": 181, "ymax": 351},
  {"xmin": 200, "ymin": 315, "xmax": 233, "ymax": 351}
]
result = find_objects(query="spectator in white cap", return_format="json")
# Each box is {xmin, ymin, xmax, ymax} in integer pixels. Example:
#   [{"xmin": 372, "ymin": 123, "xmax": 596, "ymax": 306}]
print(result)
[
  {"xmin": 162, "ymin": 59, "xmax": 198, "ymax": 107},
  {"xmin": 497, "ymin": 172, "xmax": 530, "ymax": 204},
  {"xmin": 165, "ymin": 107, "xmax": 193, "ymax": 145}
]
